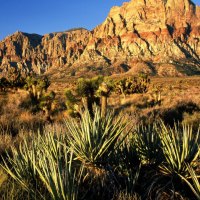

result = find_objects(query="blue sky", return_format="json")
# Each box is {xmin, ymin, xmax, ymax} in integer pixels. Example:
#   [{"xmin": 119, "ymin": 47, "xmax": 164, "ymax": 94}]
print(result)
[{"xmin": 0, "ymin": 0, "xmax": 200, "ymax": 41}]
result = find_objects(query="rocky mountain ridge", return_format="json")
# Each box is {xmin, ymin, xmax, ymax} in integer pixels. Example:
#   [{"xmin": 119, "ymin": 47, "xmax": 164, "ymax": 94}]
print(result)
[{"xmin": 0, "ymin": 0, "xmax": 200, "ymax": 78}]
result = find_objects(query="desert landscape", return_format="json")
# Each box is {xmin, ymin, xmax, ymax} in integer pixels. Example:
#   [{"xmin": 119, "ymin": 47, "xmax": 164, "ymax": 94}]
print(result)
[{"xmin": 0, "ymin": 0, "xmax": 200, "ymax": 199}]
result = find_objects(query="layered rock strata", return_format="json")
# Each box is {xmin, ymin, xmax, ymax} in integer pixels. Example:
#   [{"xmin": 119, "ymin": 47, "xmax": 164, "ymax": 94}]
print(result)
[{"xmin": 0, "ymin": 0, "xmax": 200, "ymax": 77}]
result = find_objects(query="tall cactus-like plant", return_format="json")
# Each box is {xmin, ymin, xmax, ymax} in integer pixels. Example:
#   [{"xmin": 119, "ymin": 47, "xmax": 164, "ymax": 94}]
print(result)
[
  {"xmin": 39, "ymin": 91, "xmax": 56, "ymax": 122},
  {"xmin": 136, "ymin": 72, "xmax": 150, "ymax": 93},
  {"xmin": 65, "ymin": 90, "xmax": 80, "ymax": 117},
  {"xmin": 24, "ymin": 75, "xmax": 37, "ymax": 100},
  {"xmin": 24, "ymin": 75, "xmax": 51, "ymax": 102},
  {"xmin": 65, "ymin": 90, "xmax": 77, "ymax": 110},
  {"xmin": 64, "ymin": 76, "xmax": 110, "ymax": 118},
  {"xmin": 23, "ymin": 75, "xmax": 55, "ymax": 121},
  {"xmin": 114, "ymin": 74, "xmax": 150, "ymax": 99},
  {"xmin": 76, "ymin": 78, "xmax": 92, "ymax": 112},
  {"xmin": 76, "ymin": 76, "xmax": 103, "ymax": 115},
  {"xmin": 98, "ymin": 82, "xmax": 111, "ymax": 118},
  {"xmin": 36, "ymin": 76, "xmax": 51, "ymax": 99}
]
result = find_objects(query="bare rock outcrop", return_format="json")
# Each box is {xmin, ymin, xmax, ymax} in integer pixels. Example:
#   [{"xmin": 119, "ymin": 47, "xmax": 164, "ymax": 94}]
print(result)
[{"xmin": 0, "ymin": 0, "xmax": 200, "ymax": 77}]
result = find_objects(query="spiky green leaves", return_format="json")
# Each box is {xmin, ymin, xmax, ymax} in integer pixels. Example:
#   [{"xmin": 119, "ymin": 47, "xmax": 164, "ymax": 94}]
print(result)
[
  {"xmin": 65, "ymin": 106, "xmax": 129, "ymax": 166},
  {"xmin": 158, "ymin": 123, "xmax": 200, "ymax": 176},
  {"xmin": 134, "ymin": 123, "xmax": 163, "ymax": 165},
  {"xmin": 1, "ymin": 132, "xmax": 82, "ymax": 200},
  {"xmin": 76, "ymin": 76, "xmax": 103, "ymax": 98}
]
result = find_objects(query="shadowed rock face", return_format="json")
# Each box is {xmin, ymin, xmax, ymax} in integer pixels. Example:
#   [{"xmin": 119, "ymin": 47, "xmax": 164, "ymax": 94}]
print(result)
[{"xmin": 0, "ymin": 0, "xmax": 200, "ymax": 77}]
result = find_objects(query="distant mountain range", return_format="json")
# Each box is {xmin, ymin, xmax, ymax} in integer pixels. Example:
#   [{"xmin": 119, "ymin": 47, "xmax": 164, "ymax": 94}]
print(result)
[{"xmin": 0, "ymin": 0, "xmax": 200, "ymax": 78}]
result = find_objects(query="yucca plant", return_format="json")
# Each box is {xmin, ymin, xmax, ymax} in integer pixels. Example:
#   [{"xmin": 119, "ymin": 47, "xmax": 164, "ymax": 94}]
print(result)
[
  {"xmin": 158, "ymin": 123, "xmax": 200, "ymax": 176},
  {"xmin": 134, "ymin": 123, "xmax": 163, "ymax": 165},
  {"xmin": 114, "ymin": 133, "xmax": 141, "ymax": 194},
  {"xmin": 65, "ymin": 106, "xmax": 129, "ymax": 168},
  {"xmin": 35, "ymin": 149, "xmax": 82, "ymax": 200},
  {"xmin": 1, "ymin": 131, "xmax": 82, "ymax": 200},
  {"xmin": 1, "ymin": 135, "xmax": 45, "ymax": 196},
  {"xmin": 179, "ymin": 164, "xmax": 200, "ymax": 199}
]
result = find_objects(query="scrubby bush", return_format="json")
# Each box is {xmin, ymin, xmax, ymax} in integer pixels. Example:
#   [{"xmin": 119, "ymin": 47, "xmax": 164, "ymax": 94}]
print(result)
[
  {"xmin": 64, "ymin": 76, "xmax": 111, "ymax": 117},
  {"xmin": 114, "ymin": 74, "xmax": 150, "ymax": 98},
  {"xmin": 23, "ymin": 75, "xmax": 56, "ymax": 121}
]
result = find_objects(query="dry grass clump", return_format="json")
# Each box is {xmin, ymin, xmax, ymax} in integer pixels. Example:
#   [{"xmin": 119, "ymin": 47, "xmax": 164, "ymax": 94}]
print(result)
[
  {"xmin": 0, "ymin": 133, "xmax": 13, "ymax": 155},
  {"xmin": 183, "ymin": 111, "xmax": 200, "ymax": 128},
  {"xmin": 108, "ymin": 76, "xmax": 200, "ymax": 127},
  {"xmin": 0, "ymin": 90, "xmax": 47, "ymax": 135},
  {"xmin": 112, "ymin": 192, "xmax": 141, "ymax": 200}
]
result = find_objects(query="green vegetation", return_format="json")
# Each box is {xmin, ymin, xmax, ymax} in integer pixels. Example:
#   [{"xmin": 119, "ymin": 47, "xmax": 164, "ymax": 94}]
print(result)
[
  {"xmin": 65, "ymin": 106, "xmax": 128, "ymax": 167},
  {"xmin": 0, "ymin": 74, "xmax": 199, "ymax": 200},
  {"xmin": 65, "ymin": 76, "xmax": 104, "ymax": 117},
  {"xmin": 158, "ymin": 123, "xmax": 199, "ymax": 176},
  {"xmin": 0, "ymin": 106, "xmax": 199, "ymax": 200},
  {"xmin": 0, "ymin": 68, "xmax": 25, "ymax": 91},
  {"xmin": 64, "ymin": 74, "xmax": 150, "ymax": 117},
  {"xmin": 1, "ymin": 132, "xmax": 82, "ymax": 200},
  {"xmin": 114, "ymin": 73, "xmax": 150, "ymax": 98}
]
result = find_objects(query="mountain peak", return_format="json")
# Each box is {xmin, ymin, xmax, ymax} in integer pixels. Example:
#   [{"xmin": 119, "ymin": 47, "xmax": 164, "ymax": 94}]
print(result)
[{"xmin": 0, "ymin": 0, "xmax": 200, "ymax": 77}]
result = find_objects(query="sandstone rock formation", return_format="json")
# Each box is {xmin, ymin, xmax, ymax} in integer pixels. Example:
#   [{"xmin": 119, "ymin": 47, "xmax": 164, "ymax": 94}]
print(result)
[{"xmin": 0, "ymin": 0, "xmax": 200, "ymax": 77}]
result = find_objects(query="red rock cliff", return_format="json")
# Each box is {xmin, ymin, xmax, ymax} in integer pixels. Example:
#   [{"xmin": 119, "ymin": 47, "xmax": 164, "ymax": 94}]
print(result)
[{"xmin": 0, "ymin": 0, "xmax": 200, "ymax": 77}]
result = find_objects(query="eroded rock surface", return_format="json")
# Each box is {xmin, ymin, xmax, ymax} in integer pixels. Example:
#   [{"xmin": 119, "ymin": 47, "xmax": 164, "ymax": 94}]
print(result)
[{"xmin": 0, "ymin": 0, "xmax": 200, "ymax": 77}]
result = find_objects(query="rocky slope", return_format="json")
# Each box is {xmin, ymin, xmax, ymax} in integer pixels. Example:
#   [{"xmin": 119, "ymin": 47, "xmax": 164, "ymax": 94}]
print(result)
[{"xmin": 0, "ymin": 0, "xmax": 200, "ymax": 78}]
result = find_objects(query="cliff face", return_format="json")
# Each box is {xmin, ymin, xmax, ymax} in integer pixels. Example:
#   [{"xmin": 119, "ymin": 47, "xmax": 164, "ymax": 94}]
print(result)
[
  {"xmin": 0, "ymin": 0, "xmax": 200, "ymax": 77},
  {"xmin": 0, "ymin": 29, "xmax": 91, "ymax": 76}
]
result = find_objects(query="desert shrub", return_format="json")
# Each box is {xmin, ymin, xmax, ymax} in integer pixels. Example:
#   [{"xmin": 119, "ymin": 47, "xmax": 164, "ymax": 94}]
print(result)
[
  {"xmin": 114, "ymin": 142, "xmax": 140, "ymax": 195},
  {"xmin": 65, "ymin": 106, "xmax": 129, "ymax": 167},
  {"xmin": 65, "ymin": 76, "xmax": 110, "ymax": 117},
  {"xmin": 114, "ymin": 74, "xmax": 150, "ymax": 98},
  {"xmin": 134, "ymin": 123, "xmax": 163, "ymax": 165},
  {"xmin": 0, "ymin": 77, "xmax": 10, "ymax": 92},
  {"xmin": 1, "ymin": 131, "xmax": 83, "ymax": 200},
  {"xmin": 112, "ymin": 191, "xmax": 141, "ymax": 200},
  {"xmin": 0, "ymin": 177, "xmax": 48, "ymax": 200},
  {"xmin": 65, "ymin": 106, "xmax": 135, "ymax": 199},
  {"xmin": 158, "ymin": 122, "xmax": 199, "ymax": 176},
  {"xmin": 0, "ymin": 111, "xmax": 199, "ymax": 200},
  {"xmin": 182, "ymin": 111, "xmax": 200, "ymax": 130},
  {"xmin": 7, "ymin": 67, "xmax": 26, "ymax": 89},
  {"xmin": 180, "ymin": 164, "xmax": 200, "ymax": 199}
]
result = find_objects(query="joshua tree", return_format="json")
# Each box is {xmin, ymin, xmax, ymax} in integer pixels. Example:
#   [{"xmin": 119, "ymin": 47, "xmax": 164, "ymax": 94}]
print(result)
[
  {"xmin": 36, "ymin": 76, "xmax": 51, "ymax": 99},
  {"xmin": 64, "ymin": 76, "xmax": 105, "ymax": 117},
  {"xmin": 98, "ymin": 82, "xmax": 111, "ymax": 117},
  {"xmin": 24, "ymin": 75, "xmax": 37, "ymax": 101},
  {"xmin": 24, "ymin": 75, "xmax": 50, "ymax": 102},
  {"xmin": 136, "ymin": 73, "xmax": 150, "ymax": 93},
  {"xmin": 76, "ymin": 78, "xmax": 92, "ymax": 112},
  {"xmin": 65, "ymin": 89, "xmax": 80, "ymax": 117},
  {"xmin": 24, "ymin": 75, "xmax": 55, "ymax": 121},
  {"xmin": 76, "ymin": 76, "xmax": 103, "ymax": 115},
  {"xmin": 65, "ymin": 90, "xmax": 77, "ymax": 110},
  {"xmin": 114, "ymin": 74, "xmax": 150, "ymax": 99},
  {"xmin": 39, "ymin": 91, "xmax": 56, "ymax": 122}
]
